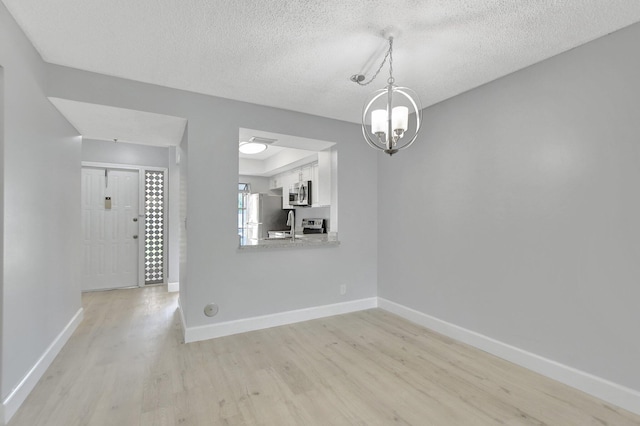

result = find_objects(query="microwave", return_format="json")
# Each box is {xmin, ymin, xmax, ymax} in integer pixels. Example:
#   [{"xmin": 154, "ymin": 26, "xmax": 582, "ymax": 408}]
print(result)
[{"xmin": 289, "ymin": 180, "xmax": 312, "ymax": 207}]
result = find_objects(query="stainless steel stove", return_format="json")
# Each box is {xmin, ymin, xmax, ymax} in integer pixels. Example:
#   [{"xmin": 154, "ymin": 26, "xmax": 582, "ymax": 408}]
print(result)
[{"xmin": 301, "ymin": 218, "xmax": 325, "ymax": 234}]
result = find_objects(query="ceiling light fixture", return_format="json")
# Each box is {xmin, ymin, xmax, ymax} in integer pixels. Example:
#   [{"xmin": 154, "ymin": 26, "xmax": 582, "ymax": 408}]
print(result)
[
  {"xmin": 351, "ymin": 32, "xmax": 422, "ymax": 156},
  {"xmin": 238, "ymin": 136, "xmax": 277, "ymax": 155},
  {"xmin": 239, "ymin": 142, "xmax": 267, "ymax": 154}
]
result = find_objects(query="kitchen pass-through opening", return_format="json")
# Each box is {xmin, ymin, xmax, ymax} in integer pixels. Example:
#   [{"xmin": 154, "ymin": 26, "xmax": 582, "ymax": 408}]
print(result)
[{"xmin": 238, "ymin": 128, "xmax": 338, "ymax": 247}]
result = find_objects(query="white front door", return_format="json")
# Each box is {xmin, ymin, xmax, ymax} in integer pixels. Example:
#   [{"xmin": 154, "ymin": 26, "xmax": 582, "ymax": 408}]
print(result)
[{"xmin": 82, "ymin": 167, "xmax": 140, "ymax": 291}]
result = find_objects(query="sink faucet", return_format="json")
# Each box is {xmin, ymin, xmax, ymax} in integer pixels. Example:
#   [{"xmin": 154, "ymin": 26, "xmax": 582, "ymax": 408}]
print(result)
[{"xmin": 287, "ymin": 210, "xmax": 295, "ymax": 241}]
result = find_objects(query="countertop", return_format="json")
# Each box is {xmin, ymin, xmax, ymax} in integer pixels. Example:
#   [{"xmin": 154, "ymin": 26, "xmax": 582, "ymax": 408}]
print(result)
[{"xmin": 239, "ymin": 233, "xmax": 340, "ymax": 250}]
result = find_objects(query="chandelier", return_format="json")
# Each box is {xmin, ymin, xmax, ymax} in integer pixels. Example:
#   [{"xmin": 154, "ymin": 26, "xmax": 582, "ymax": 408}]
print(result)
[{"xmin": 351, "ymin": 35, "xmax": 422, "ymax": 156}]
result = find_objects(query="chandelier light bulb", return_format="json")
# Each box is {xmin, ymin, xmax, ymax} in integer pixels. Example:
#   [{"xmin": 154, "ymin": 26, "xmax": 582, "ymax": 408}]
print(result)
[
  {"xmin": 371, "ymin": 109, "xmax": 387, "ymax": 134},
  {"xmin": 392, "ymin": 106, "xmax": 408, "ymax": 131}
]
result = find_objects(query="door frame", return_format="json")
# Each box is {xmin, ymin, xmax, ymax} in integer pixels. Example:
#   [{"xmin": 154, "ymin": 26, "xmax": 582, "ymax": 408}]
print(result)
[{"xmin": 82, "ymin": 161, "xmax": 169, "ymax": 287}]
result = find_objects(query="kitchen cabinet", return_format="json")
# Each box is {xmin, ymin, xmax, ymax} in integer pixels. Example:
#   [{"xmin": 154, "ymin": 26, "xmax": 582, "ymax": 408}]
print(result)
[
  {"xmin": 281, "ymin": 165, "xmax": 311, "ymax": 209},
  {"xmin": 284, "ymin": 164, "xmax": 312, "ymax": 185},
  {"xmin": 270, "ymin": 176, "xmax": 281, "ymax": 189},
  {"xmin": 271, "ymin": 155, "xmax": 331, "ymax": 209},
  {"xmin": 311, "ymin": 163, "xmax": 319, "ymax": 206},
  {"xmin": 299, "ymin": 165, "xmax": 312, "ymax": 182},
  {"xmin": 313, "ymin": 152, "xmax": 332, "ymax": 207},
  {"xmin": 280, "ymin": 172, "xmax": 294, "ymax": 209}
]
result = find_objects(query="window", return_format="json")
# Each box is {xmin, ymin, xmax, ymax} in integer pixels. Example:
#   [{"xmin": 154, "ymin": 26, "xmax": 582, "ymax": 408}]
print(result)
[
  {"xmin": 238, "ymin": 183, "xmax": 250, "ymax": 244},
  {"xmin": 145, "ymin": 170, "xmax": 165, "ymax": 284}
]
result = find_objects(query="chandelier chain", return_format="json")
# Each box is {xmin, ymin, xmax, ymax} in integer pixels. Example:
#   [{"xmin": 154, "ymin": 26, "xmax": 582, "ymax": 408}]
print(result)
[
  {"xmin": 354, "ymin": 37, "xmax": 394, "ymax": 87},
  {"xmin": 387, "ymin": 37, "xmax": 394, "ymax": 85}
]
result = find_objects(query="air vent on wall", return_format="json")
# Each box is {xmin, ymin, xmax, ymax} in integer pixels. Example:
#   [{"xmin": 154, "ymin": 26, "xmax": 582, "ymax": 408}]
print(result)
[{"xmin": 249, "ymin": 136, "xmax": 277, "ymax": 145}]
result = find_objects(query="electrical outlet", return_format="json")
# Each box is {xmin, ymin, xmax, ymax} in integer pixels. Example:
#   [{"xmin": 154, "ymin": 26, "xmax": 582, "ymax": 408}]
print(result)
[{"xmin": 339, "ymin": 284, "xmax": 347, "ymax": 295}]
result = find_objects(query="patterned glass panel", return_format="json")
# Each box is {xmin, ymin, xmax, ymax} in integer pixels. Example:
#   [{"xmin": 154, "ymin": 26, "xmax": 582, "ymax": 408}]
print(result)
[{"xmin": 145, "ymin": 171, "xmax": 164, "ymax": 284}]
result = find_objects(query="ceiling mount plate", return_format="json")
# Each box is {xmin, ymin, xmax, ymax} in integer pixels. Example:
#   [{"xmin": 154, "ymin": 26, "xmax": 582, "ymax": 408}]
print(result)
[{"xmin": 380, "ymin": 26, "xmax": 402, "ymax": 40}]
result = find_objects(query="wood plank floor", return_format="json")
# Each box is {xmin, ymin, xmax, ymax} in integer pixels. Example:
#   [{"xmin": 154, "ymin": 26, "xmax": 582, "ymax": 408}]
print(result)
[{"xmin": 9, "ymin": 286, "xmax": 640, "ymax": 425}]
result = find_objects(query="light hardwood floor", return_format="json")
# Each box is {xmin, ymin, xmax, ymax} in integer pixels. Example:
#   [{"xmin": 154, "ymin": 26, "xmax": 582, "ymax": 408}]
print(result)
[{"xmin": 8, "ymin": 286, "xmax": 640, "ymax": 425}]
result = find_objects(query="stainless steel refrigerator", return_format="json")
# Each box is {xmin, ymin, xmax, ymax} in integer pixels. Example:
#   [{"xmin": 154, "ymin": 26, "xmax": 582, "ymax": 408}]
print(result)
[{"xmin": 246, "ymin": 194, "xmax": 288, "ymax": 243}]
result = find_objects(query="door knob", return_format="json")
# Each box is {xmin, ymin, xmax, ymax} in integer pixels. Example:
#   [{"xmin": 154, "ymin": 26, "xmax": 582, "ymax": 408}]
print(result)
[{"xmin": 133, "ymin": 235, "xmax": 139, "ymax": 239}]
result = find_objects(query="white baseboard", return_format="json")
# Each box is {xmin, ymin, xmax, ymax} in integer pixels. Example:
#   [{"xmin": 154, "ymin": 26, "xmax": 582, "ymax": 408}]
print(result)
[
  {"xmin": 167, "ymin": 282, "xmax": 179, "ymax": 292},
  {"xmin": 184, "ymin": 297, "xmax": 378, "ymax": 343},
  {"xmin": 2, "ymin": 307, "xmax": 84, "ymax": 423},
  {"xmin": 378, "ymin": 298, "xmax": 640, "ymax": 416}
]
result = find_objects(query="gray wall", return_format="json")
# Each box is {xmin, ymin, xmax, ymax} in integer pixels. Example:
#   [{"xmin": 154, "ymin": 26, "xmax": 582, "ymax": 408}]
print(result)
[
  {"xmin": 46, "ymin": 64, "xmax": 379, "ymax": 329},
  {"xmin": 1, "ymin": 3, "xmax": 82, "ymax": 400},
  {"xmin": 178, "ymin": 129, "xmax": 189, "ymax": 313},
  {"xmin": 378, "ymin": 22, "xmax": 640, "ymax": 391},
  {"xmin": 82, "ymin": 137, "xmax": 169, "ymax": 167}
]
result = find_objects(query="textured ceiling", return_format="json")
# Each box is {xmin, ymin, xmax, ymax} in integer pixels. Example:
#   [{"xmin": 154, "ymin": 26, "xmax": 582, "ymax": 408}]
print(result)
[{"xmin": 4, "ymin": 1, "xmax": 640, "ymax": 123}]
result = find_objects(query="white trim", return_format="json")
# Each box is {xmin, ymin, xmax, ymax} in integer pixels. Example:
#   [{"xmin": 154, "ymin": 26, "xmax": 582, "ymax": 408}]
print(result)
[
  {"xmin": 184, "ymin": 297, "xmax": 378, "ymax": 343},
  {"xmin": 377, "ymin": 298, "xmax": 640, "ymax": 416},
  {"xmin": 82, "ymin": 161, "xmax": 167, "ymax": 172},
  {"xmin": 162, "ymin": 168, "xmax": 169, "ymax": 284},
  {"xmin": 137, "ymin": 168, "xmax": 145, "ymax": 287},
  {"xmin": 2, "ymin": 308, "xmax": 84, "ymax": 423},
  {"xmin": 178, "ymin": 297, "xmax": 187, "ymax": 342},
  {"xmin": 167, "ymin": 282, "xmax": 179, "ymax": 292}
]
